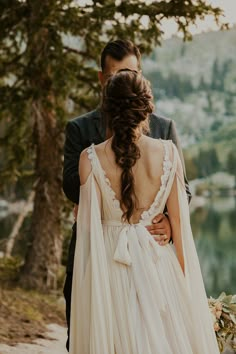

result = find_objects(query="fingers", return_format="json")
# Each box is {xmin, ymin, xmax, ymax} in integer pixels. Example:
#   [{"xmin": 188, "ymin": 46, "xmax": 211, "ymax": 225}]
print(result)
[
  {"xmin": 152, "ymin": 214, "xmax": 164, "ymax": 224},
  {"xmin": 146, "ymin": 220, "xmax": 167, "ymax": 234},
  {"xmin": 153, "ymin": 234, "xmax": 169, "ymax": 245},
  {"xmin": 146, "ymin": 213, "xmax": 171, "ymax": 246},
  {"xmin": 146, "ymin": 225, "xmax": 166, "ymax": 235}
]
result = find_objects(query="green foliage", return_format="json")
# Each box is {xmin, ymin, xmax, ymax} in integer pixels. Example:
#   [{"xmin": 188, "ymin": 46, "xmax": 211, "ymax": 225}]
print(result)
[
  {"xmin": 0, "ymin": 1, "xmax": 227, "ymax": 290},
  {"xmin": 211, "ymin": 122, "xmax": 236, "ymax": 145},
  {"xmin": 184, "ymin": 121, "xmax": 236, "ymax": 180},
  {"xmin": 211, "ymin": 58, "xmax": 221, "ymax": 90},
  {"xmin": 211, "ymin": 58, "xmax": 233, "ymax": 92},
  {"xmin": 193, "ymin": 147, "xmax": 220, "ymax": 178},
  {"xmin": 0, "ymin": 257, "xmax": 22, "ymax": 283},
  {"xmin": 184, "ymin": 154, "xmax": 198, "ymax": 180},
  {"xmin": 147, "ymin": 56, "xmax": 235, "ymax": 104},
  {"xmin": 146, "ymin": 70, "xmax": 194, "ymax": 100},
  {"xmin": 209, "ymin": 292, "xmax": 236, "ymax": 353},
  {"xmin": 0, "ymin": 0, "xmax": 225, "ymax": 188},
  {"xmin": 226, "ymin": 151, "xmax": 236, "ymax": 182},
  {"xmin": 198, "ymin": 75, "xmax": 208, "ymax": 91},
  {"xmin": 225, "ymin": 94, "xmax": 235, "ymax": 116}
]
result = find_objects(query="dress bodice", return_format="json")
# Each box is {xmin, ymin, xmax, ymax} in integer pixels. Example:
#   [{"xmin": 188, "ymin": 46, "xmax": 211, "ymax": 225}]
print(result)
[
  {"xmin": 86, "ymin": 140, "xmax": 176, "ymax": 226},
  {"xmin": 70, "ymin": 138, "xmax": 220, "ymax": 354}
]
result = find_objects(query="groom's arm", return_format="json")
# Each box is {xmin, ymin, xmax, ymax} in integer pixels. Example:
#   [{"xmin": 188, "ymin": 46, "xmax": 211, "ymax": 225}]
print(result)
[
  {"xmin": 63, "ymin": 120, "xmax": 83, "ymax": 204},
  {"xmin": 167, "ymin": 120, "xmax": 192, "ymax": 203}
]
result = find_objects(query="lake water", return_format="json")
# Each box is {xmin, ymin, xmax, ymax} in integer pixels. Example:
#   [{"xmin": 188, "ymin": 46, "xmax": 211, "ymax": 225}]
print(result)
[
  {"xmin": 191, "ymin": 196, "xmax": 236, "ymax": 298},
  {"xmin": 0, "ymin": 197, "xmax": 235, "ymax": 297}
]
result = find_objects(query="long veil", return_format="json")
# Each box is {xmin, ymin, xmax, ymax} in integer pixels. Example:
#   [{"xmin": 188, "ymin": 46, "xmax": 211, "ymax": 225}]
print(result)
[
  {"xmin": 169, "ymin": 143, "xmax": 219, "ymax": 353},
  {"xmin": 69, "ymin": 143, "xmax": 220, "ymax": 354},
  {"xmin": 69, "ymin": 172, "xmax": 114, "ymax": 354}
]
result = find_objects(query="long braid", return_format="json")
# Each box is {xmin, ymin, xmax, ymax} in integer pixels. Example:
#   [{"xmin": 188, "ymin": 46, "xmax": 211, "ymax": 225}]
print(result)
[{"xmin": 102, "ymin": 70, "xmax": 154, "ymax": 222}]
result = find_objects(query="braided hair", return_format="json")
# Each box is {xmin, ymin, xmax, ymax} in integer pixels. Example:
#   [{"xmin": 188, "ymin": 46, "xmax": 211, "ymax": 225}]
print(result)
[{"xmin": 102, "ymin": 69, "xmax": 154, "ymax": 222}]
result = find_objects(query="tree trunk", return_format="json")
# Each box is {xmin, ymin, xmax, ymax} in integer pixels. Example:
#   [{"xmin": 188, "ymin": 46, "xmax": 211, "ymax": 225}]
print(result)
[
  {"xmin": 18, "ymin": 2, "xmax": 65, "ymax": 290},
  {"xmin": 20, "ymin": 102, "xmax": 63, "ymax": 290}
]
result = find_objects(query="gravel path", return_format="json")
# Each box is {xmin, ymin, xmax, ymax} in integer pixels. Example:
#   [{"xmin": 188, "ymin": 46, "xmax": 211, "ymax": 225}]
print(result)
[
  {"xmin": 0, "ymin": 324, "xmax": 67, "ymax": 354},
  {"xmin": 0, "ymin": 324, "xmax": 234, "ymax": 354}
]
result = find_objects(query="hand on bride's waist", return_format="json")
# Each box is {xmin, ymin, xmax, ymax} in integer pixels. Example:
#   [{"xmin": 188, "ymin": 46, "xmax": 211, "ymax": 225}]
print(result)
[{"xmin": 145, "ymin": 213, "xmax": 172, "ymax": 246}]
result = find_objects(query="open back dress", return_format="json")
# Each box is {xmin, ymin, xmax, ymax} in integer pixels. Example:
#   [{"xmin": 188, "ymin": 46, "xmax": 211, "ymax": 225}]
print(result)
[{"xmin": 69, "ymin": 140, "xmax": 219, "ymax": 354}]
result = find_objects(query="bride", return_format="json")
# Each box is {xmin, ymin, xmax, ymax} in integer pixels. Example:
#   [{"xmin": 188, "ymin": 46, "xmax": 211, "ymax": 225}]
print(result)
[{"xmin": 69, "ymin": 69, "xmax": 219, "ymax": 354}]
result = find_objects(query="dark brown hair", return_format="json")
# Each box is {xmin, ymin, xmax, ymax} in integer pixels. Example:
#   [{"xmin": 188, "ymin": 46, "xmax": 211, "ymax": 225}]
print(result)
[
  {"xmin": 102, "ymin": 70, "xmax": 154, "ymax": 222},
  {"xmin": 101, "ymin": 40, "xmax": 141, "ymax": 72}
]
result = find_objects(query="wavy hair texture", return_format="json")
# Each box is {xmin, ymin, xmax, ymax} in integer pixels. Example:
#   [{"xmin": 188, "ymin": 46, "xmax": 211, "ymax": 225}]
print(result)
[{"xmin": 102, "ymin": 70, "xmax": 154, "ymax": 222}]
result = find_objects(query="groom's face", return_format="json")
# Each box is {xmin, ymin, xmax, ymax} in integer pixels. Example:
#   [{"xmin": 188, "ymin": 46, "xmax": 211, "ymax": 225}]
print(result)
[{"xmin": 98, "ymin": 54, "xmax": 140, "ymax": 87}]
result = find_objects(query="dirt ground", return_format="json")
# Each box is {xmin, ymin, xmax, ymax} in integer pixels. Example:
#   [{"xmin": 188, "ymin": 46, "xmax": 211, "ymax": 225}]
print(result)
[
  {"xmin": 0, "ymin": 287, "xmax": 235, "ymax": 354},
  {"xmin": 0, "ymin": 324, "xmax": 67, "ymax": 354},
  {"xmin": 0, "ymin": 287, "xmax": 66, "ymax": 347}
]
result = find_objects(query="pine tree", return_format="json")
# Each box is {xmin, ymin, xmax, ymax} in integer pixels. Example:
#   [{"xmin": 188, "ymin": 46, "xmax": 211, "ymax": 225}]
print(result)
[
  {"xmin": 227, "ymin": 151, "xmax": 236, "ymax": 189},
  {"xmin": 0, "ymin": 0, "xmax": 225, "ymax": 290}
]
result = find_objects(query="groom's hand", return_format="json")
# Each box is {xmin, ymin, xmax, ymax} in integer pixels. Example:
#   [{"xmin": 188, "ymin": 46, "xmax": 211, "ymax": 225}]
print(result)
[{"xmin": 145, "ymin": 213, "xmax": 172, "ymax": 246}]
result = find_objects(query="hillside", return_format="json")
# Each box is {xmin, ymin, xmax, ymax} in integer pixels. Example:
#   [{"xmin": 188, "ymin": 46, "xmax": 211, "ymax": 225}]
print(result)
[
  {"xmin": 144, "ymin": 27, "xmax": 236, "ymax": 86},
  {"xmin": 143, "ymin": 28, "xmax": 236, "ymax": 180},
  {"xmin": 143, "ymin": 27, "xmax": 236, "ymax": 142}
]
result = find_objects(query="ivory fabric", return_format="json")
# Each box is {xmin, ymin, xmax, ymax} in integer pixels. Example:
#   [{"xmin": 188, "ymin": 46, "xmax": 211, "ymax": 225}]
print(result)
[{"xmin": 70, "ymin": 141, "xmax": 219, "ymax": 354}]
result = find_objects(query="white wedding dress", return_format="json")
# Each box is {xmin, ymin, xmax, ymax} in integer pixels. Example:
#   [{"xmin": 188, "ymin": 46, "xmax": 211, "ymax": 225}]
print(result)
[{"xmin": 70, "ymin": 140, "xmax": 220, "ymax": 354}]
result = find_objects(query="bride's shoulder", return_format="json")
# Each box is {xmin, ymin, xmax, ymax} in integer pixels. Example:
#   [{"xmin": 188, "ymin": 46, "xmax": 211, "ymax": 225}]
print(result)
[
  {"xmin": 93, "ymin": 139, "xmax": 111, "ymax": 159},
  {"xmin": 94, "ymin": 139, "xmax": 109, "ymax": 150},
  {"xmin": 79, "ymin": 147, "xmax": 94, "ymax": 184},
  {"xmin": 143, "ymin": 136, "xmax": 166, "ymax": 150},
  {"xmin": 143, "ymin": 137, "xmax": 177, "ymax": 159}
]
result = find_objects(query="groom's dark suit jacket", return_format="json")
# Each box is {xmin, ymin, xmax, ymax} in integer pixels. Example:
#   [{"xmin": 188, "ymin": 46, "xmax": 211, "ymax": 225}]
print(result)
[{"xmin": 63, "ymin": 109, "xmax": 191, "ymax": 272}]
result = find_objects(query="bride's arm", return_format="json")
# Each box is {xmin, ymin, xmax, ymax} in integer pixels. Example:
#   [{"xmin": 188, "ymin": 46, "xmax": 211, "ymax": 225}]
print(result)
[
  {"xmin": 166, "ymin": 177, "xmax": 185, "ymax": 274},
  {"xmin": 79, "ymin": 148, "xmax": 101, "ymax": 208},
  {"xmin": 166, "ymin": 147, "xmax": 186, "ymax": 274}
]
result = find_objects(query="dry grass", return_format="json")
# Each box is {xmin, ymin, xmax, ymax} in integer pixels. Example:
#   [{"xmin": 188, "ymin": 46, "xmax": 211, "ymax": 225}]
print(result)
[{"xmin": 0, "ymin": 286, "xmax": 66, "ymax": 345}]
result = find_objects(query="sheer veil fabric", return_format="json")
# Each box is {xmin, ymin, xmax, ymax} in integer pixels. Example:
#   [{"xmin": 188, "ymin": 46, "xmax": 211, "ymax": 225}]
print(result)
[{"xmin": 69, "ymin": 141, "xmax": 219, "ymax": 354}]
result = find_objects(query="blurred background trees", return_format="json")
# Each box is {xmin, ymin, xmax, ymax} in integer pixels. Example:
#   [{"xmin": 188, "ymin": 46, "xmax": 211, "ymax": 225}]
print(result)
[{"xmin": 0, "ymin": 0, "xmax": 226, "ymax": 290}]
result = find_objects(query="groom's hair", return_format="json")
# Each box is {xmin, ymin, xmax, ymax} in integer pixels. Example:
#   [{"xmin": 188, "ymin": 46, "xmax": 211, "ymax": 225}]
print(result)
[{"xmin": 101, "ymin": 40, "xmax": 141, "ymax": 72}]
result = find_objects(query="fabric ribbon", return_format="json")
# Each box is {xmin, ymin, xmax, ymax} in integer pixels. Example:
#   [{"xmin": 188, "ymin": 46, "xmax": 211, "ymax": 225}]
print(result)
[{"xmin": 112, "ymin": 223, "xmax": 160, "ymax": 266}]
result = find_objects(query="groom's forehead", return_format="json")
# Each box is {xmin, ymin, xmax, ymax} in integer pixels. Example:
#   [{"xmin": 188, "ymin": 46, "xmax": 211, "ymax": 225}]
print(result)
[{"xmin": 103, "ymin": 55, "xmax": 139, "ymax": 75}]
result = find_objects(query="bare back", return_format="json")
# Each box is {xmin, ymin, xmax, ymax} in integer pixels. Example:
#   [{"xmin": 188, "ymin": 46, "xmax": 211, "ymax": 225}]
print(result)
[{"xmin": 94, "ymin": 135, "xmax": 165, "ymax": 224}]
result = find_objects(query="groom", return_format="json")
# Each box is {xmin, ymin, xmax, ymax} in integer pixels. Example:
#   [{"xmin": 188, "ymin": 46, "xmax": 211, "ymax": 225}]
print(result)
[{"xmin": 62, "ymin": 39, "xmax": 191, "ymax": 351}]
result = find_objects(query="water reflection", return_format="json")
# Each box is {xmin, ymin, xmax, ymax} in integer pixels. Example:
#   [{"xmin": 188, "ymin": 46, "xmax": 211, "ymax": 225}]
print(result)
[
  {"xmin": 191, "ymin": 196, "xmax": 236, "ymax": 298},
  {"xmin": 0, "ymin": 197, "xmax": 235, "ymax": 297}
]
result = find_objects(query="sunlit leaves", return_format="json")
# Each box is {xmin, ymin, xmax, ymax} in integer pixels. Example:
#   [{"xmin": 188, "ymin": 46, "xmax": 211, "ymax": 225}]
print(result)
[{"xmin": 0, "ymin": 0, "xmax": 226, "ymax": 189}]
